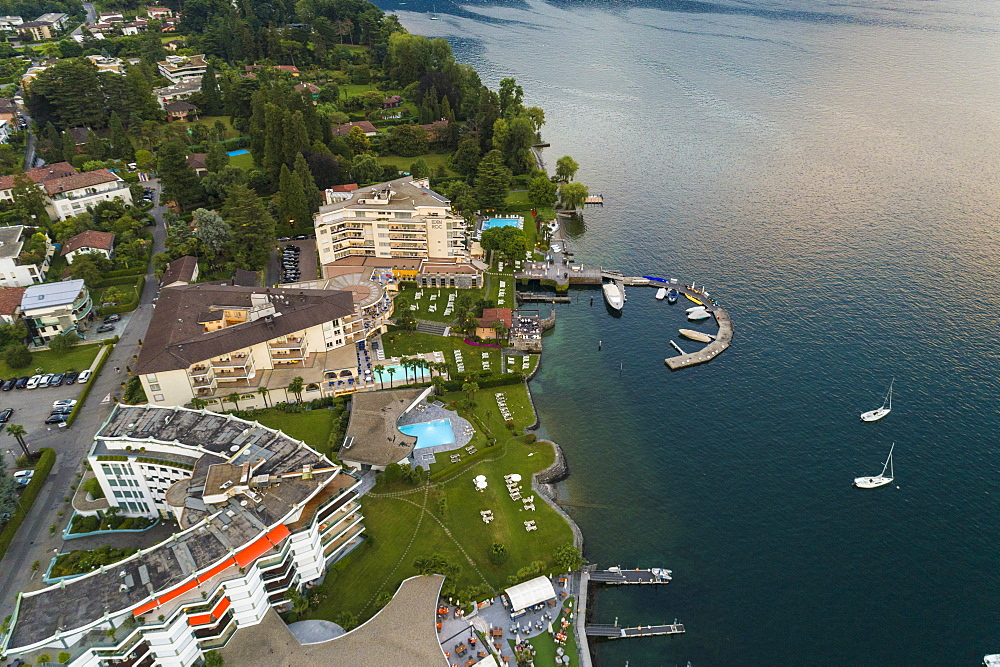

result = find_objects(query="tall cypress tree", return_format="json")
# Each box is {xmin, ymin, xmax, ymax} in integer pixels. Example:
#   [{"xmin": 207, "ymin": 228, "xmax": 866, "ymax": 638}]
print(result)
[
  {"xmin": 283, "ymin": 111, "xmax": 310, "ymax": 166},
  {"xmin": 248, "ymin": 88, "xmax": 268, "ymax": 162},
  {"xmin": 157, "ymin": 140, "xmax": 203, "ymax": 208},
  {"xmin": 223, "ymin": 184, "xmax": 274, "ymax": 269},
  {"xmin": 201, "ymin": 62, "xmax": 223, "ymax": 116},
  {"xmin": 262, "ymin": 103, "xmax": 285, "ymax": 177},
  {"xmin": 294, "ymin": 152, "xmax": 319, "ymax": 213},
  {"xmin": 109, "ymin": 113, "xmax": 130, "ymax": 160},
  {"xmin": 278, "ymin": 164, "xmax": 311, "ymax": 229},
  {"xmin": 61, "ymin": 131, "xmax": 77, "ymax": 163}
]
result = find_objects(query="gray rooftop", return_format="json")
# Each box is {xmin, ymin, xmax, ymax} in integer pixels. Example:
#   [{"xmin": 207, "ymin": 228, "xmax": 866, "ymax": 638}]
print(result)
[
  {"xmin": 340, "ymin": 388, "xmax": 426, "ymax": 467},
  {"xmin": 318, "ymin": 176, "xmax": 453, "ymax": 215},
  {"xmin": 0, "ymin": 224, "xmax": 24, "ymax": 259},
  {"xmin": 20, "ymin": 279, "xmax": 85, "ymax": 311}
]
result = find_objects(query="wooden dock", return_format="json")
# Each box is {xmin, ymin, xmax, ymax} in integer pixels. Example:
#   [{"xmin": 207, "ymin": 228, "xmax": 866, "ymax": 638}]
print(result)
[
  {"xmin": 664, "ymin": 301, "xmax": 732, "ymax": 371},
  {"xmin": 584, "ymin": 195, "xmax": 604, "ymax": 206},
  {"xmin": 516, "ymin": 292, "xmax": 572, "ymax": 303},
  {"xmin": 591, "ymin": 568, "xmax": 672, "ymax": 585},
  {"xmin": 585, "ymin": 623, "xmax": 685, "ymax": 638}
]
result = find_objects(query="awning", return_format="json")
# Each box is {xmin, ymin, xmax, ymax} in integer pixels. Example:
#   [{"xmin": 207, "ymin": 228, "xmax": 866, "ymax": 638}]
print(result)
[{"xmin": 504, "ymin": 575, "xmax": 556, "ymax": 612}]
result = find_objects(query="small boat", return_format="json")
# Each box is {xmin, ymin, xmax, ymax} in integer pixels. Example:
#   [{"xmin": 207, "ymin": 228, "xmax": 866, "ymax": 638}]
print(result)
[
  {"xmin": 655, "ymin": 287, "xmax": 667, "ymax": 300},
  {"xmin": 679, "ymin": 329, "xmax": 713, "ymax": 343},
  {"xmin": 854, "ymin": 443, "xmax": 895, "ymax": 488},
  {"xmin": 687, "ymin": 311, "xmax": 711, "ymax": 321},
  {"xmin": 861, "ymin": 379, "xmax": 893, "ymax": 422},
  {"xmin": 666, "ymin": 289, "xmax": 678, "ymax": 304},
  {"xmin": 650, "ymin": 568, "xmax": 672, "ymax": 581},
  {"xmin": 686, "ymin": 305, "xmax": 707, "ymax": 314},
  {"xmin": 602, "ymin": 281, "xmax": 624, "ymax": 311},
  {"xmin": 684, "ymin": 293, "xmax": 704, "ymax": 306}
]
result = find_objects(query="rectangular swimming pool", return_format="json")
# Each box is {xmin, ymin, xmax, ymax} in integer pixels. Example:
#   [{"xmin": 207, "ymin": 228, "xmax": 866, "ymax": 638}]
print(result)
[
  {"xmin": 398, "ymin": 418, "xmax": 456, "ymax": 449},
  {"xmin": 481, "ymin": 217, "xmax": 522, "ymax": 231},
  {"xmin": 374, "ymin": 364, "xmax": 406, "ymax": 380}
]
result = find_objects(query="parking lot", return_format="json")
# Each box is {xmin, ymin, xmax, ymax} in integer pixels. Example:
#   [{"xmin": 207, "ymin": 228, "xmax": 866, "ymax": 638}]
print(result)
[
  {"xmin": 271, "ymin": 238, "xmax": 317, "ymax": 285},
  {"xmin": 0, "ymin": 378, "xmax": 90, "ymax": 441}
]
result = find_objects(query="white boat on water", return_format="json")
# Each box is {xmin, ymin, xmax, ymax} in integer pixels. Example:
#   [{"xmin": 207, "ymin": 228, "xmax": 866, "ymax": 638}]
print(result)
[
  {"xmin": 685, "ymin": 305, "xmax": 707, "ymax": 314},
  {"xmin": 679, "ymin": 329, "xmax": 713, "ymax": 343},
  {"xmin": 984, "ymin": 654, "xmax": 1000, "ymax": 667},
  {"xmin": 655, "ymin": 287, "xmax": 667, "ymax": 300},
  {"xmin": 650, "ymin": 568, "xmax": 672, "ymax": 581},
  {"xmin": 603, "ymin": 282, "xmax": 624, "ymax": 311},
  {"xmin": 687, "ymin": 310, "xmax": 711, "ymax": 321},
  {"xmin": 854, "ymin": 443, "xmax": 895, "ymax": 489},
  {"xmin": 861, "ymin": 379, "xmax": 893, "ymax": 422}
]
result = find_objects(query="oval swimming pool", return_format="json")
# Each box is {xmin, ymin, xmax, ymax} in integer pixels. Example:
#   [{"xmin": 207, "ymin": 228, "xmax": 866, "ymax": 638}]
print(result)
[{"xmin": 398, "ymin": 418, "xmax": 456, "ymax": 448}]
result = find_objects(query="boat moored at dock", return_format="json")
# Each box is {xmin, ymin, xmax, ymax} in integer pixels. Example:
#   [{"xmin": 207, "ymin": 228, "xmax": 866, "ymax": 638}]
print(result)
[
  {"xmin": 667, "ymin": 288, "xmax": 678, "ymax": 303},
  {"xmin": 679, "ymin": 329, "xmax": 713, "ymax": 343},
  {"xmin": 603, "ymin": 281, "xmax": 625, "ymax": 311},
  {"xmin": 655, "ymin": 287, "xmax": 667, "ymax": 300},
  {"xmin": 687, "ymin": 310, "xmax": 711, "ymax": 321}
]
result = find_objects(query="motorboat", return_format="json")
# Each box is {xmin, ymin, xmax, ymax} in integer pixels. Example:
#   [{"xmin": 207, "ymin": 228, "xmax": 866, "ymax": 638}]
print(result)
[
  {"xmin": 667, "ymin": 289, "xmax": 678, "ymax": 304},
  {"xmin": 686, "ymin": 305, "xmax": 707, "ymax": 314},
  {"xmin": 650, "ymin": 568, "xmax": 673, "ymax": 582},
  {"xmin": 679, "ymin": 329, "xmax": 713, "ymax": 343},
  {"xmin": 602, "ymin": 281, "xmax": 625, "ymax": 311},
  {"xmin": 687, "ymin": 310, "xmax": 711, "ymax": 321},
  {"xmin": 684, "ymin": 293, "xmax": 704, "ymax": 306},
  {"xmin": 854, "ymin": 443, "xmax": 895, "ymax": 489},
  {"xmin": 861, "ymin": 379, "xmax": 893, "ymax": 422},
  {"xmin": 655, "ymin": 287, "xmax": 667, "ymax": 300}
]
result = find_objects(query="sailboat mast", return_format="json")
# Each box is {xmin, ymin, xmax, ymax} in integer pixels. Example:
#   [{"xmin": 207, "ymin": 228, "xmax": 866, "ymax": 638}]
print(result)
[
  {"xmin": 885, "ymin": 443, "xmax": 895, "ymax": 478},
  {"xmin": 886, "ymin": 379, "xmax": 893, "ymax": 410}
]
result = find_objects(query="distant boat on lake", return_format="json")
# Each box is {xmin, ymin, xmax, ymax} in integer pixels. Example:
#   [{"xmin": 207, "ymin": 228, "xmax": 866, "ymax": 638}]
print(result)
[
  {"xmin": 854, "ymin": 443, "xmax": 895, "ymax": 489},
  {"xmin": 861, "ymin": 379, "xmax": 893, "ymax": 422}
]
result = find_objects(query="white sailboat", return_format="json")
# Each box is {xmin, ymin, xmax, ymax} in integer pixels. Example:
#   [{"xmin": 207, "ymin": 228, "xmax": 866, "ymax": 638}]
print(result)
[
  {"xmin": 861, "ymin": 379, "xmax": 893, "ymax": 422},
  {"xmin": 854, "ymin": 443, "xmax": 895, "ymax": 489}
]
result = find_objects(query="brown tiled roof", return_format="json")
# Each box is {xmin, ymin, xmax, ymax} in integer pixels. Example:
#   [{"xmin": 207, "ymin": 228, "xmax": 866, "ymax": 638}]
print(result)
[
  {"xmin": 134, "ymin": 284, "xmax": 355, "ymax": 374},
  {"xmin": 0, "ymin": 162, "xmax": 76, "ymax": 191},
  {"xmin": 329, "ymin": 183, "xmax": 358, "ymax": 192},
  {"xmin": 60, "ymin": 230, "xmax": 115, "ymax": 256},
  {"xmin": 478, "ymin": 307, "xmax": 512, "ymax": 329},
  {"xmin": 185, "ymin": 153, "xmax": 207, "ymax": 171},
  {"xmin": 0, "ymin": 286, "xmax": 26, "ymax": 318},
  {"xmin": 331, "ymin": 121, "xmax": 378, "ymax": 136},
  {"xmin": 164, "ymin": 100, "xmax": 197, "ymax": 113},
  {"xmin": 294, "ymin": 82, "xmax": 319, "ymax": 94},
  {"xmin": 42, "ymin": 169, "xmax": 119, "ymax": 196},
  {"xmin": 160, "ymin": 255, "xmax": 198, "ymax": 285}
]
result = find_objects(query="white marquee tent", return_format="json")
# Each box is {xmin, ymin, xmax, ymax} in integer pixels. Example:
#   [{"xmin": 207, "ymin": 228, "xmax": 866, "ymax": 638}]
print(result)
[{"xmin": 504, "ymin": 575, "xmax": 556, "ymax": 614}]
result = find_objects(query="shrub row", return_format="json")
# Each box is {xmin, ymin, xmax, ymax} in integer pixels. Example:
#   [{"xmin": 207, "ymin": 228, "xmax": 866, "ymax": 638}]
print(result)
[
  {"xmin": 66, "ymin": 342, "xmax": 114, "ymax": 427},
  {"xmin": 134, "ymin": 457, "xmax": 193, "ymax": 471},
  {"xmin": 103, "ymin": 267, "xmax": 147, "ymax": 279},
  {"xmin": 187, "ymin": 136, "xmax": 250, "ymax": 153},
  {"xmin": 441, "ymin": 373, "xmax": 526, "ymax": 392},
  {"xmin": 0, "ymin": 448, "xmax": 56, "ymax": 561}
]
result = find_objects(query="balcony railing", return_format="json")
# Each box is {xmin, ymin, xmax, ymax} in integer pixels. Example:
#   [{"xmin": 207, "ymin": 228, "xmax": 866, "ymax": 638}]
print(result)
[
  {"xmin": 268, "ymin": 337, "xmax": 305, "ymax": 350},
  {"xmin": 52, "ymin": 181, "xmax": 129, "ymax": 201},
  {"xmin": 211, "ymin": 355, "xmax": 253, "ymax": 369}
]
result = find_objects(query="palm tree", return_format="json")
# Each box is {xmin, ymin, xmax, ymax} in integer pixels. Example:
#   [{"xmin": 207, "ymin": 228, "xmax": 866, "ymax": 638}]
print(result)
[
  {"xmin": 288, "ymin": 377, "xmax": 304, "ymax": 403},
  {"xmin": 258, "ymin": 386, "xmax": 269, "ymax": 408},
  {"xmin": 400, "ymin": 357, "xmax": 412, "ymax": 384},
  {"xmin": 414, "ymin": 359, "xmax": 425, "ymax": 382},
  {"xmin": 431, "ymin": 375, "xmax": 444, "ymax": 396},
  {"xmin": 227, "ymin": 393, "xmax": 241, "ymax": 411},
  {"xmin": 462, "ymin": 381, "xmax": 479, "ymax": 406},
  {"xmin": 374, "ymin": 364, "xmax": 385, "ymax": 390},
  {"xmin": 6, "ymin": 424, "xmax": 30, "ymax": 459},
  {"xmin": 386, "ymin": 367, "xmax": 396, "ymax": 387},
  {"xmin": 190, "ymin": 398, "xmax": 208, "ymax": 410}
]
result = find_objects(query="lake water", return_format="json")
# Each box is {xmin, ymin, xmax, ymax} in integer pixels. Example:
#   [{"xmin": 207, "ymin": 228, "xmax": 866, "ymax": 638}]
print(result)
[{"xmin": 382, "ymin": 0, "xmax": 1000, "ymax": 663}]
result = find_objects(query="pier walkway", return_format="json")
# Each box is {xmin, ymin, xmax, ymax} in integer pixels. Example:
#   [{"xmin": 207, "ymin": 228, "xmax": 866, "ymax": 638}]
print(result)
[
  {"xmin": 590, "ymin": 568, "xmax": 672, "ymax": 585},
  {"xmin": 585, "ymin": 623, "xmax": 685, "ymax": 638}
]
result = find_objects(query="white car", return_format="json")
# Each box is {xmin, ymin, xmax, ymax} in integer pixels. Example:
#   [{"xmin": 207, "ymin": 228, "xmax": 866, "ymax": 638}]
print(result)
[
  {"xmin": 13, "ymin": 470, "xmax": 33, "ymax": 480},
  {"xmin": 53, "ymin": 399, "xmax": 78, "ymax": 409},
  {"xmin": 38, "ymin": 374, "xmax": 53, "ymax": 388},
  {"xmin": 76, "ymin": 370, "xmax": 92, "ymax": 384},
  {"xmin": 26, "ymin": 375, "xmax": 42, "ymax": 389}
]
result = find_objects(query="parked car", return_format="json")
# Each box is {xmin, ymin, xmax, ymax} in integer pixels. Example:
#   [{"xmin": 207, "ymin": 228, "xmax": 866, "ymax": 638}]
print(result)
[
  {"xmin": 0, "ymin": 408, "xmax": 12, "ymax": 423},
  {"xmin": 15, "ymin": 475, "xmax": 33, "ymax": 486},
  {"xmin": 97, "ymin": 324, "xmax": 116, "ymax": 334},
  {"xmin": 13, "ymin": 469, "xmax": 32, "ymax": 481},
  {"xmin": 103, "ymin": 314, "xmax": 122, "ymax": 323},
  {"xmin": 293, "ymin": 234, "xmax": 308, "ymax": 240},
  {"xmin": 53, "ymin": 399, "xmax": 77, "ymax": 409},
  {"xmin": 26, "ymin": 375, "xmax": 42, "ymax": 389},
  {"xmin": 49, "ymin": 373, "xmax": 64, "ymax": 387},
  {"xmin": 15, "ymin": 376, "xmax": 29, "ymax": 389},
  {"xmin": 37, "ymin": 374, "xmax": 53, "ymax": 388},
  {"xmin": 1, "ymin": 378, "xmax": 14, "ymax": 391},
  {"xmin": 44, "ymin": 414, "xmax": 68, "ymax": 425},
  {"xmin": 76, "ymin": 370, "xmax": 92, "ymax": 384},
  {"xmin": 51, "ymin": 406, "xmax": 73, "ymax": 415},
  {"xmin": 64, "ymin": 371, "xmax": 79, "ymax": 385}
]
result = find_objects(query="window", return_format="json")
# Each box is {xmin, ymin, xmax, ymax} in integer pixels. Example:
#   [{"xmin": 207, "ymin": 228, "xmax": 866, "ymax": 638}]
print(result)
[
  {"xmin": 154, "ymin": 394, "xmax": 164, "ymax": 402},
  {"xmin": 113, "ymin": 490, "xmax": 124, "ymax": 498},
  {"xmin": 146, "ymin": 374, "xmax": 157, "ymax": 382},
  {"xmin": 149, "ymin": 384, "xmax": 161, "ymax": 391}
]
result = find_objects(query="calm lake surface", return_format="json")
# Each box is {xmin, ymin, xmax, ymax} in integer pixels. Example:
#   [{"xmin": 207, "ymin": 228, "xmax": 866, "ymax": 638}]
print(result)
[{"xmin": 382, "ymin": 0, "xmax": 1000, "ymax": 663}]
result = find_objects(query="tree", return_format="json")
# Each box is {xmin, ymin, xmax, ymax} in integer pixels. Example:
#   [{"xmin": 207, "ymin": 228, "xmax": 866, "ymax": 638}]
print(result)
[
  {"xmin": 283, "ymin": 111, "xmax": 311, "ymax": 166},
  {"xmin": 386, "ymin": 366, "xmax": 396, "ymax": 387},
  {"xmin": 528, "ymin": 175, "xmax": 557, "ymax": 210},
  {"xmin": 294, "ymin": 153, "xmax": 319, "ymax": 212},
  {"xmin": 345, "ymin": 126, "xmax": 370, "ymax": 154},
  {"xmin": 192, "ymin": 208, "xmax": 230, "ymax": 257},
  {"xmin": 108, "ymin": 113, "xmax": 131, "ymax": 159},
  {"xmin": 201, "ymin": 62, "xmax": 223, "ymax": 116},
  {"xmin": 190, "ymin": 398, "xmax": 208, "ymax": 410},
  {"xmin": 409, "ymin": 158, "xmax": 429, "ymax": 179},
  {"xmin": 553, "ymin": 543, "xmax": 585, "ymax": 573},
  {"xmin": 489, "ymin": 542, "xmax": 508, "ymax": 565},
  {"xmin": 69, "ymin": 253, "xmax": 111, "ymax": 289},
  {"xmin": 227, "ymin": 393, "xmax": 241, "ymax": 411},
  {"xmin": 48, "ymin": 332, "xmax": 79, "ymax": 353},
  {"xmin": 474, "ymin": 149, "xmax": 511, "ymax": 211},
  {"xmin": 6, "ymin": 424, "xmax": 30, "ymax": 460},
  {"xmin": 351, "ymin": 153, "xmax": 382, "ymax": 184},
  {"xmin": 288, "ymin": 376, "xmax": 304, "ymax": 402},
  {"xmin": 431, "ymin": 375, "xmax": 444, "ymax": 396},
  {"xmin": 481, "ymin": 226, "xmax": 527, "ymax": 265},
  {"xmin": 277, "ymin": 165, "xmax": 311, "ymax": 228},
  {"xmin": 462, "ymin": 380, "xmax": 479, "ymax": 406},
  {"xmin": 492, "ymin": 320, "xmax": 508, "ymax": 341},
  {"xmin": 373, "ymin": 364, "xmax": 386, "ymax": 390},
  {"xmin": 205, "ymin": 143, "xmax": 229, "ymax": 174},
  {"xmin": 449, "ymin": 138, "xmax": 481, "ymax": 177},
  {"xmin": 61, "ymin": 131, "xmax": 77, "ymax": 163},
  {"xmin": 203, "ymin": 651, "xmax": 224, "ymax": 667},
  {"xmin": 386, "ymin": 125, "xmax": 429, "ymax": 157},
  {"xmin": 11, "ymin": 174, "xmax": 48, "ymax": 222},
  {"xmin": 157, "ymin": 141, "xmax": 202, "ymax": 208},
  {"xmin": 498, "ymin": 77, "xmax": 524, "ymax": 118},
  {"xmin": 222, "ymin": 185, "xmax": 274, "ymax": 270},
  {"xmin": 555, "ymin": 155, "xmax": 579, "ymax": 182},
  {"xmin": 559, "ymin": 181, "xmax": 589, "ymax": 211},
  {"xmin": 0, "ymin": 452, "xmax": 18, "ymax": 519},
  {"xmin": 56, "ymin": 651, "xmax": 71, "ymax": 664},
  {"xmin": 257, "ymin": 386, "xmax": 269, "ymax": 408},
  {"xmin": 4, "ymin": 345, "xmax": 31, "ymax": 370},
  {"xmin": 135, "ymin": 149, "xmax": 155, "ymax": 173}
]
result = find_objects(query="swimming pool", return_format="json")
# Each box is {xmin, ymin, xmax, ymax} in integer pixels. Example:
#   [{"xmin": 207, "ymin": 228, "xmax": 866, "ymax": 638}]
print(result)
[
  {"xmin": 227, "ymin": 149, "xmax": 250, "ymax": 157},
  {"xmin": 374, "ymin": 364, "xmax": 406, "ymax": 380},
  {"xmin": 481, "ymin": 217, "xmax": 522, "ymax": 231},
  {"xmin": 399, "ymin": 419, "xmax": 456, "ymax": 449}
]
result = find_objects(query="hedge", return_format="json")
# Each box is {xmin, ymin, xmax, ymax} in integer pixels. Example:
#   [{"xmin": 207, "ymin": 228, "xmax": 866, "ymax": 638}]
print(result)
[
  {"xmin": 0, "ymin": 447, "xmax": 56, "ymax": 561},
  {"xmin": 103, "ymin": 267, "xmax": 147, "ymax": 279},
  {"xmin": 97, "ymin": 275, "xmax": 146, "ymax": 316},
  {"xmin": 441, "ymin": 373, "xmax": 526, "ymax": 392},
  {"xmin": 66, "ymin": 342, "xmax": 113, "ymax": 427}
]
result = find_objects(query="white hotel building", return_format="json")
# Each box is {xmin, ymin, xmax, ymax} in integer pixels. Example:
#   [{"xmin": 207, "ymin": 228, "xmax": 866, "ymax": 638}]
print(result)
[{"xmin": 2, "ymin": 405, "xmax": 365, "ymax": 667}]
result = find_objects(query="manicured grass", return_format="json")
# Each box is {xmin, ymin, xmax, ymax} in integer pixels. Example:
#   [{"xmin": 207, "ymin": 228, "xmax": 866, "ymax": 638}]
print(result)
[
  {"xmin": 185, "ymin": 115, "xmax": 238, "ymax": 139},
  {"xmin": 0, "ymin": 343, "xmax": 102, "ymax": 378},
  {"xmin": 92, "ymin": 284, "xmax": 141, "ymax": 312},
  {"xmin": 229, "ymin": 151, "xmax": 255, "ymax": 170},
  {"xmin": 252, "ymin": 408, "xmax": 339, "ymax": 454},
  {"xmin": 381, "ymin": 330, "xmax": 527, "ymax": 380},
  {"xmin": 308, "ymin": 383, "xmax": 572, "ymax": 626},
  {"xmin": 524, "ymin": 597, "xmax": 580, "ymax": 666},
  {"xmin": 341, "ymin": 83, "xmax": 392, "ymax": 99},
  {"xmin": 379, "ymin": 150, "xmax": 456, "ymax": 177},
  {"xmin": 395, "ymin": 285, "xmax": 479, "ymax": 323},
  {"xmin": 484, "ymin": 271, "xmax": 517, "ymax": 309}
]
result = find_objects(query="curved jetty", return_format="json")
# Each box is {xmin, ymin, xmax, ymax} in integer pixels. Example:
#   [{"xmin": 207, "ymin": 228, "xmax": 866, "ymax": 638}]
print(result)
[{"xmin": 664, "ymin": 286, "xmax": 732, "ymax": 370}]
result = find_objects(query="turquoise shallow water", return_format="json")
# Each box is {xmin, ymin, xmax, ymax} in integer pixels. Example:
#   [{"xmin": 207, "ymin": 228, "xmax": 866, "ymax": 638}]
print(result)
[
  {"xmin": 384, "ymin": 0, "xmax": 1000, "ymax": 663},
  {"xmin": 399, "ymin": 418, "xmax": 457, "ymax": 448}
]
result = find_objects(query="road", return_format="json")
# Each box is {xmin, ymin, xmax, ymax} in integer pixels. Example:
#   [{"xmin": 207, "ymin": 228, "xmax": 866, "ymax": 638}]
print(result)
[
  {"xmin": 71, "ymin": 2, "xmax": 95, "ymax": 36},
  {"xmin": 0, "ymin": 180, "xmax": 166, "ymax": 622}
]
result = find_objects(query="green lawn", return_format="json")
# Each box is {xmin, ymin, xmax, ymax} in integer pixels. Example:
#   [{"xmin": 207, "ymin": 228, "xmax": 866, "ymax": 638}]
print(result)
[
  {"xmin": 379, "ymin": 151, "xmax": 456, "ymax": 178},
  {"xmin": 92, "ymin": 284, "xmax": 141, "ymax": 312},
  {"xmin": 228, "ymin": 151, "xmax": 255, "ymax": 170},
  {"xmin": 185, "ymin": 115, "xmax": 238, "ymax": 140},
  {"xmin": 505, "ymin": 190, "xmax": 550, "ymax": 253},
  {"xmin": 252, "ymin": 408, "xmax": 340, "ymax": 455},
  {"xmin": 395, "ymin": 285, "xmax": 482, "ymax": 324},
  {"xmin": 0, "ymin": 343, "xmax": 102, "ymax": 378},
  {"xmin": 523, "ymin": 597, "xmax": 580, "ymax": 666},
  {"xmin": 381, "ymin": 329, "xmax": 535, "ymax": 381},
  {"xmin": 308, "ymin": 383, "xmax": 573, "ymax": 626}
]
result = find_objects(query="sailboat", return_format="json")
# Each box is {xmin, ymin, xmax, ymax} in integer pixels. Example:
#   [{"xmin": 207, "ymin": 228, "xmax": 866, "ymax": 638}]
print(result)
[
  {"xmin": 860, "ymin": 379, "xmax": 893, "ymax": 422},
  {"xmin": 854, "ymin": 443, "xmax": 895, "ymax": 488}
]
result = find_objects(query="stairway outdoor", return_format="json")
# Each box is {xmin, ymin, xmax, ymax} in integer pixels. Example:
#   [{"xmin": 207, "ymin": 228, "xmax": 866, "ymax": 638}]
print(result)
[{"xmin": 415, "ymin": 320, "xmax": 450, "ymax": 335}]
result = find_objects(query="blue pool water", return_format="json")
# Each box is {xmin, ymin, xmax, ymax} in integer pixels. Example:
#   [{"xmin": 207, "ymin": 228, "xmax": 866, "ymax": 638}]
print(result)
[
  {"xmin": 398, "ymin": 419, "xmax": 456, "ymax": 449},
  {"xmin": 373, "ymin": 364, "xmax": 405, "ymax": 380},
  {"xmin": 482, "ymin": 217, "xmax": 521, "ymax": 231},
  {"xmin": 227, "ymin": 149, "xmax": 250, "ymax": 157}
]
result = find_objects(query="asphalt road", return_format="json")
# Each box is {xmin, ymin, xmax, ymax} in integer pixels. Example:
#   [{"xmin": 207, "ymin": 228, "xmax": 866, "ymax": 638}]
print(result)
[
  {"xmin": 0, "ymin": 180, "xmax": 167, "ymax": 621},
  {"xmin": 70, "ymin": 2, "xmax": 95, "ymax": 36}
]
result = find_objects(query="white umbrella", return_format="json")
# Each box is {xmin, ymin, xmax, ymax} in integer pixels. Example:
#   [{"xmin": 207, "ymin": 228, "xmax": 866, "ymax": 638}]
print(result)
[{"xmin": 509, "ymin": 473, "xmax": 522, "ymax": 482}]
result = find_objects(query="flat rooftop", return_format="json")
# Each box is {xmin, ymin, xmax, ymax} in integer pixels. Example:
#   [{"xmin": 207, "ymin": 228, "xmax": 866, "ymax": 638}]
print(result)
[{"xmin": 340, "ymin": 388, "xmax": 426, "ymax": 467}]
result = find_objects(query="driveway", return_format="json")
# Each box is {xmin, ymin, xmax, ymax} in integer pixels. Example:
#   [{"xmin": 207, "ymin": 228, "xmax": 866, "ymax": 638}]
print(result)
[
  {"xmin": 0, "ymin": 381, "xmax": 87, "ymax": 447},
  {"xmin": 270, "ymin": 238, "xmax": 317, "ymax": 286}
]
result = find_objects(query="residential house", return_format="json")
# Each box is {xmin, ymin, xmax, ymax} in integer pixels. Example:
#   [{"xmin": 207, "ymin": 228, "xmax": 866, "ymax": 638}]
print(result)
[
  {"xmin": 154, "ymin": 78, "xmax": 201, "ymax": 107},
  {"xmin": 244, "ymin": 64, "xmax": 299, "ymax": 77},
  {"xmin": 20, "ymin": 279, "xmax": 92, "ymax": 344},
  {"xmin": 330, "ymin": 120, "xmax": 378, "ymax": 137},
  {"xmin": 97, "ymin": 11, "xmax": 124, "ymax": 22},
  {"xmin": 157, "ymin": 54, "xmax": 207, "ymax": 83},
  {"xmin": 0, "ymin": 162, "xmax": 76, "ymax": 202},
  {"xmin": 420, "ymin": 118, "xmax": 450, "ymax": 143},
  {"xmin": 134, "ymin": 284, "xmax": 389, "ymax": 408},
  {"xmin": 160, "ymin": 16, "xmax": 179, "ymax": 31},
  {"xmin": 60, "ymin": 229, "xmax": 115, "ymax": 262},
  {"xmin": 0, "ymin": 16, "xmax": 23, "ymax": 31},
  {"xmin": 313, "ymin": 176, "xmax": 470, "ymax": 266},
  {"xmin": 164, "ymin": 38, "xmax": 185, "ymax": 50},
  {"xmin": 294, "ymin": 82, "xmax": 319, "ymax": 99},
  {"xmin": 475, "ymin": 307, "xmax": 513, "ymax": 339},
  {"xmin": 3, "ymin": 404, "xmax": 364, "ymax": 667},
  {"xmin": 185, "ymin": 153, "xmax": 208, "ymax": 176},
  {"xmin": 0, "ymin": 97, "xmax": 18, "ymax": 124},
  {"xmin": 0, "ymin": 286, "xmax": 25, "ymax": 324},
  {"xmin": 85, "ymin": 54, "xmax": 125, "ymax": 74},
  {"xmin": 164, "ymin": 100, "xmax": 198, "ymax": 120},
  {"xmin": 17, "ymin": 21, "xmax": 53, "ymax": 40},
  {"xmin": 19, "ymin": 65, "xmax": 50, "ymax": 90},
  {"xmin": 145, "ymin": 6, "xmax": 173, "ymax": 18},
  {"xmin": 121, "ymin": 19, "xmax": 148, "ymax": 35},
  {"xmin": 85, "ymin": 22, "xmax": 113, "ymax": 39},
  {"xmin": 383, "ymin": 95, "xmax": 402, "ymax": 109},
  {"xmin": 0, "ymin": 226, "xmax": 52, "ymax": 287},
  {"xmin": 41, "ymin": 168, "xmax": 133, "ymax": 221},
  {"xmin": 37, "ymin": 12, "xmax": 68, "ymax": 29},
  {"xmin": 159, "ymin": 255, "xmax": 199, "ymax": 287}
]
